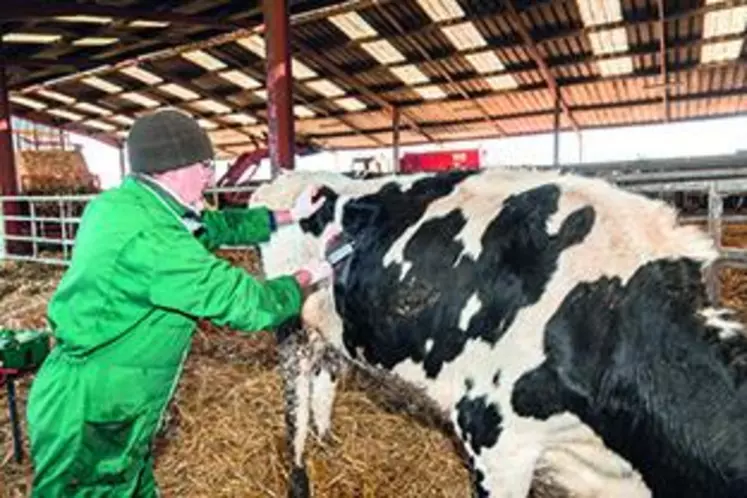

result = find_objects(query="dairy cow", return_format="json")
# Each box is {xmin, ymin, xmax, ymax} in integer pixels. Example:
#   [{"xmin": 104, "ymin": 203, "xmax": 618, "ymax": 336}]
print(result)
[{"xmin": 250, "ymin": 168, "xmax": 747, "ymax": 498}]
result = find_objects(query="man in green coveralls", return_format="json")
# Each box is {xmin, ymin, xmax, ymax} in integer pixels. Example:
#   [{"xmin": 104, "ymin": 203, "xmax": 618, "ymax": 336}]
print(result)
[{"xmin": 25, "ymin": 108, "xmax": 333, "ymax": 497}]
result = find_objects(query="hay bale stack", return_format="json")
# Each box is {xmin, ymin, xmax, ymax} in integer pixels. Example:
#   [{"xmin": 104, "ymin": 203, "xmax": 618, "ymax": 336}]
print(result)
[{"xmin": 15, "ymin": 149, "xmax": 100, "ymax": 199}]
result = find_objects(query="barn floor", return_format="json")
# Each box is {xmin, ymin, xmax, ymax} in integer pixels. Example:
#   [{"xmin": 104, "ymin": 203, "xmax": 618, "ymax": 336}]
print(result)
[{"xmin": 3, "ymin": 226, "xmax": 747, "ymax": 498}]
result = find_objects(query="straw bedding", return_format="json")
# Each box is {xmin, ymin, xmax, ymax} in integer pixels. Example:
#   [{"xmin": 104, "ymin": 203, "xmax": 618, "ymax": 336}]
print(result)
[{"xmin": 3, "ymin": 227, "xmax": 747, "ymax": 498}]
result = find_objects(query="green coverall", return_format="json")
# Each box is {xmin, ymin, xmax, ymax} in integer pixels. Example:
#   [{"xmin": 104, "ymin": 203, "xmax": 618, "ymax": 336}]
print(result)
[{"xmin": 26, "ymin": 175, "xmax": 302, "ymax": 497}]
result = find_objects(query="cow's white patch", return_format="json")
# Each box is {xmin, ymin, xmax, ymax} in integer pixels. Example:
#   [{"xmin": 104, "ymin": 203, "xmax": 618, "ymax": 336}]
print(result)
[
  {"xmin": 425, "ymin": 338, "xmax": 434, "ymax": 354},
  {"xmin": 699, "ymin": 307, "xmax": 745, "ymax": 339},
  {"xmin": 310, "ymin": 368, "xmax": 336, "ymax": 440},
  {"xmin": 459, "ymin": 293, "xmax": 482, "ymax": 331}
]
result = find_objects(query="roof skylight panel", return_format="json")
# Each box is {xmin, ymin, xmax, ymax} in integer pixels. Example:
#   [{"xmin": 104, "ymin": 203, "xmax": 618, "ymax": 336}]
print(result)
[
  {"xmin": 329, "ymin": 11, "xmax": 378, "ymax": 39},
  {"xmin": 415, "ymin": 0, "xmax": 465, "ymax": 22},
  {"xmin": 294, "ymin": 105, "xmax": 316, "ymax": 118},
  {"xmin": 85, "ymin": 119, "xmax": 116, "ymax": 132},
  {"xmin": 158, "ymin": 84, "xmax": 200, "ymax": 101},
  {"xmin": 361, "ymin": 39, "xmax": 406, "ymax": 64},
  {"xmin": 596, "ymin": 56, "xmax": 634, "ymax": 76},
  {"xmin": 181, "ymin": 50, "xmax": 227, "ymax": 71},
  {"xmin": 119, "ymin": 67, "xmax": 163, "ymax": 85},
  {"xmin": 701, "ymin": 40, "xmax": 744, "ymax": 63},
  {"xmin": 189, "ymin": 99, "xmax": 232, "ymax": 115},
  {"xmin": 306, "ymin": 79, "xmax": 346, "ymax": 98},
  {"xmin": 236, "ymin": 35, "xmax": 266, "ymax": 58},
  {"xmin": 2, "ymin": 33, "xmax": 61, "ymax": 44},
  {"xmin": 441, "ymin": 22, "xmax": 487, "ymax": 51},
  {"xmin": 36, "ymin": 89, "xmax": 76, "ymax": 105},
  {"xmin": 218, "ymin": 70, "xmax": 262, "ymax": 90},
  {"xmin": 575, "ymin": 0, "xmax": 624, "ymax": 26},
  {"xmin": 334, "ymin": 97, "xmax": 367, "ymax": 112},
  {"xmin": 485, "ymin": 75, "xmax": 519, "ymax": 91},
  {"xmin": 222, "ymin": 113, "xmax": 258, "ymax": 125},
  {"xmin": 292, "ymin": 59, "xmax": 318, "ymax": 80},
  {"xmin": 73, "ymin": 102, "xmax": 113, "ymax": 116},
  {"xmin": 587, "ymin": 27, "xmax": 629, "ymax": 55},
  {"xmin": 390, "ymin": 64, "xmax": 431, "ymax": 85},
  {"xmin": 81, "ymin": 76, "xmax": 123, "ymax": 94},
  {"xmin": 120, "ymin": 92, "xmax": 160, "ymax": 108},
  {"xmin": 9, "ymin": 95, "xmax": 47, "ymax": 110},
  {"xmin": 415, "ymin": 85, "xmax": 447, "ymax": 100},
  {"xmin": 48, "ymin": 109, "xmax": 84, "ymax": 121},
  {"xmin": 465, "ymin": 51, "xmax": 506, "ymax": 73}
]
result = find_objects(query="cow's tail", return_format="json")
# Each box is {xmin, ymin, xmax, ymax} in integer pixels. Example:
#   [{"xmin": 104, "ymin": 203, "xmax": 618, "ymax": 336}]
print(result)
[
  {"xmin": 310, "ymin": 343, "xmax": 346, "ymax": 440},
  {"xmin": 278, "ymin": 319, "xmax": 312, "ymax": 498},
  {"xmin": 278, "ymin": 320, "xmax": 346, "ymax": 498}
]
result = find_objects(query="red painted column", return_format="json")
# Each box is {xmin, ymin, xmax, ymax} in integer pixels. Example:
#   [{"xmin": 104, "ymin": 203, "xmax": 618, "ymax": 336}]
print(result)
[
  {"xmin": 263, "ymin": 0, "xmax": 295, "ymax": 176},
  {"xmin": 0, "ymin": 62, "xmax": 23, "ymax": 255}
]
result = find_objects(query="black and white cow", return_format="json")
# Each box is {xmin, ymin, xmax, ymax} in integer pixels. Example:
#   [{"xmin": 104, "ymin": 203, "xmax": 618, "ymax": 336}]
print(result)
[{"xmin": 250, "ymin": 168, "xmax": 747, "ymax": 498}]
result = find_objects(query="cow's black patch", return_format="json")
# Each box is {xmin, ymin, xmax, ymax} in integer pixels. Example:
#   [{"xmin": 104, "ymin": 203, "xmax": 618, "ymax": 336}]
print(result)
[
  {"xmin": 492, "ymin": 370, "xmax": 501, "ymax": 387},
  {"xmin": 298, "ymin": 185, "xmax": 338, "ymax": 236},
  {"xmin": 456, "ymin": 394, "xmax": 503, "ymax": 456},
  {"xmin": 512, "ymin": 258, "xmax": 747, "ymax": 498},
  {"xmin": 471, "ymin": 466, "xmax": 488, "ymax": 498},
  {"xmin": 329, "ymin": 173, "xmax": 595, "ymax": 377}
]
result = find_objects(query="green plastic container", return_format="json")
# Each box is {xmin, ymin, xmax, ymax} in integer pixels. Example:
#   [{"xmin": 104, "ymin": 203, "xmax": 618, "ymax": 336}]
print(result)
[{"xmin": 0, "ymin": 329, "xmax": 51, "ymax": 370}]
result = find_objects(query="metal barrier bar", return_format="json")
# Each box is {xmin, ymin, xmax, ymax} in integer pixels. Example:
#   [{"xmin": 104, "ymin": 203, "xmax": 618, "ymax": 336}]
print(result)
[
  {"xmin": 707, "ymin": 185, "xmax": 724, "ymax": 304},
  {"xmin": 2, "ymin": 216, "xmax": 81, "ymax": 223},
  {"xmin": 0, "ymin": 194, "xmax": 97, "ymax": 202}
]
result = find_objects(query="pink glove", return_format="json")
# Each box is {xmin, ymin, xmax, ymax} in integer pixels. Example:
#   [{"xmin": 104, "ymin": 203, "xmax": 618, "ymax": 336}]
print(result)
[{"xmin": 290, "ymin": 185, "xmax": 325, "ymax": 221}]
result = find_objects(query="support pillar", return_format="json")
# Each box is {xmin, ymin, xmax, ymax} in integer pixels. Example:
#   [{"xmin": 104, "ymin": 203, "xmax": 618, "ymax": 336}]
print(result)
[
  {"xmin": 0, "ymin": 62, "xmax": 23, "ymax": 256},
  {"xmin": 392, "ymin": 107, "xmax": 400, "ymax": 174},
  {"xmin": 553, "ymin": 85, "xmax": 561, "ymax": 167},
  {"xmin": 264, "ymin": 0, "xmax": 295, "ymax": 177},
  {"xmin": 119, "ymin": 141, "xmax": 127, "ymax": 182}
]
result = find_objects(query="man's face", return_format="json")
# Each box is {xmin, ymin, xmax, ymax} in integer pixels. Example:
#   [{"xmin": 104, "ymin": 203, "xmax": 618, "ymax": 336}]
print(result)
[{"xmin": 174, "ymin": 160, "xmax": 215, "ymax": 207}]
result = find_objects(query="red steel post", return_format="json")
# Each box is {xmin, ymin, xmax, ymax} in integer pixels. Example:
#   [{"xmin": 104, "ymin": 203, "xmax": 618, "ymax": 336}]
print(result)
[
  {"xmin": 0, "ymin": 62, "xmax": 23, "ymax": 255},
  {"xmin": 264, "ymin": 0, "xmax": 295, "ymax": 176}
]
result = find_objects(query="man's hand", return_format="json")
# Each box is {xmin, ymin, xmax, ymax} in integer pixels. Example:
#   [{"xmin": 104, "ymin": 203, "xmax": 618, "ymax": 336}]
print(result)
[
  {"xmin": 294, "ymin": 260, "xmax": 333, "ymax": 289},
  {"xmin": 290, "ymin": 185, "xmax": 325, "ymax": 222}
]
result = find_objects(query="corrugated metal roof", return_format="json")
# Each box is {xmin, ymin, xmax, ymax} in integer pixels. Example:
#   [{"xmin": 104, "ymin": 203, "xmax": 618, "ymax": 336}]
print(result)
[{"xmin": 4, "ymin": 0, "xmax": 747, "ymax": 157}]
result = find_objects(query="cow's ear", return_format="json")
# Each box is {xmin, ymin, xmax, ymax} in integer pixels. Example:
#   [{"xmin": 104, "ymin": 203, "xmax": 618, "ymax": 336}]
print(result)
[{"xmin": 300, "ymin": 185, "xmax": 339, "ymax": 237}]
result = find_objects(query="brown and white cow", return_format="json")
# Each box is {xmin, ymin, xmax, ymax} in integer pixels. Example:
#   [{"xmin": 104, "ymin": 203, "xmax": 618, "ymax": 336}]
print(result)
[{"xmin": 250, "ymin": 167, "xmax": 746, "ymax": 498}]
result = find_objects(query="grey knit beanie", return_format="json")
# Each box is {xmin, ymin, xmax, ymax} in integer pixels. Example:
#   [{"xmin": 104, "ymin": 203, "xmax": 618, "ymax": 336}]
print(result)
[{"xmin": 127, "ymin": 109, "xmax": 214, "ymax": 174}]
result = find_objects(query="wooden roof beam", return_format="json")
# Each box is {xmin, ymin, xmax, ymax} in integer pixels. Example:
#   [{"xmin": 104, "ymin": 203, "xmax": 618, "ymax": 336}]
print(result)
[
  {"xmin": 172, "ymin": 45, "xmax": 386, "ymax": 149},
  {"xmin": 301, "ymin": 86, "xmax": 747, "ymax": 140},
  {"xmin": 657, "ymin": 0, "xmax": 671, "ymax": 122},
  {"xmin": 372, "ymin": 3, "xmax": 505, "ymax": 138},
  {"xmin": 0, "ymin": 1, "xmax": 251, "ymax": 30},
  {"xmin": 136, "ymin": 62, "xmax": 268, "ymax": 145},
  {"xmin": 289, "ymin": 38, "xmax": 434, "ymax": 142},
  {"xmin": 502, "ymin": 0, "xmax": 580, "ymax": 133},
  {"xmin": 316, "ymin": 0, "xmax": 747, "ymax": 76}
]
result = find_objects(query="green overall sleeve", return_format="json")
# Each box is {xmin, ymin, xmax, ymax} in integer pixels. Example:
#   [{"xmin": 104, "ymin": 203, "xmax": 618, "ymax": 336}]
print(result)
[
  {"xmin": 199, "ymin": 206, "xmax": 276, "ymax": 250},
  {"xmin": 121, "ymin": 223, "xmax": 302, "ymax": 333}
]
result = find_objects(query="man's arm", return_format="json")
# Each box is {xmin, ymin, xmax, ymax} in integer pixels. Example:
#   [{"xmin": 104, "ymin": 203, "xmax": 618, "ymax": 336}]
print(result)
[
  {"xmin": 121, "ymin": 225, "xmax": 304, "ymax": 333},
  {"xmin": 198, "ymin": 184, "xmax": 323, "ymax": 249},
  {"xmin": 198, "ymin": 206, "xmax": 281, "ymax": 249}
]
